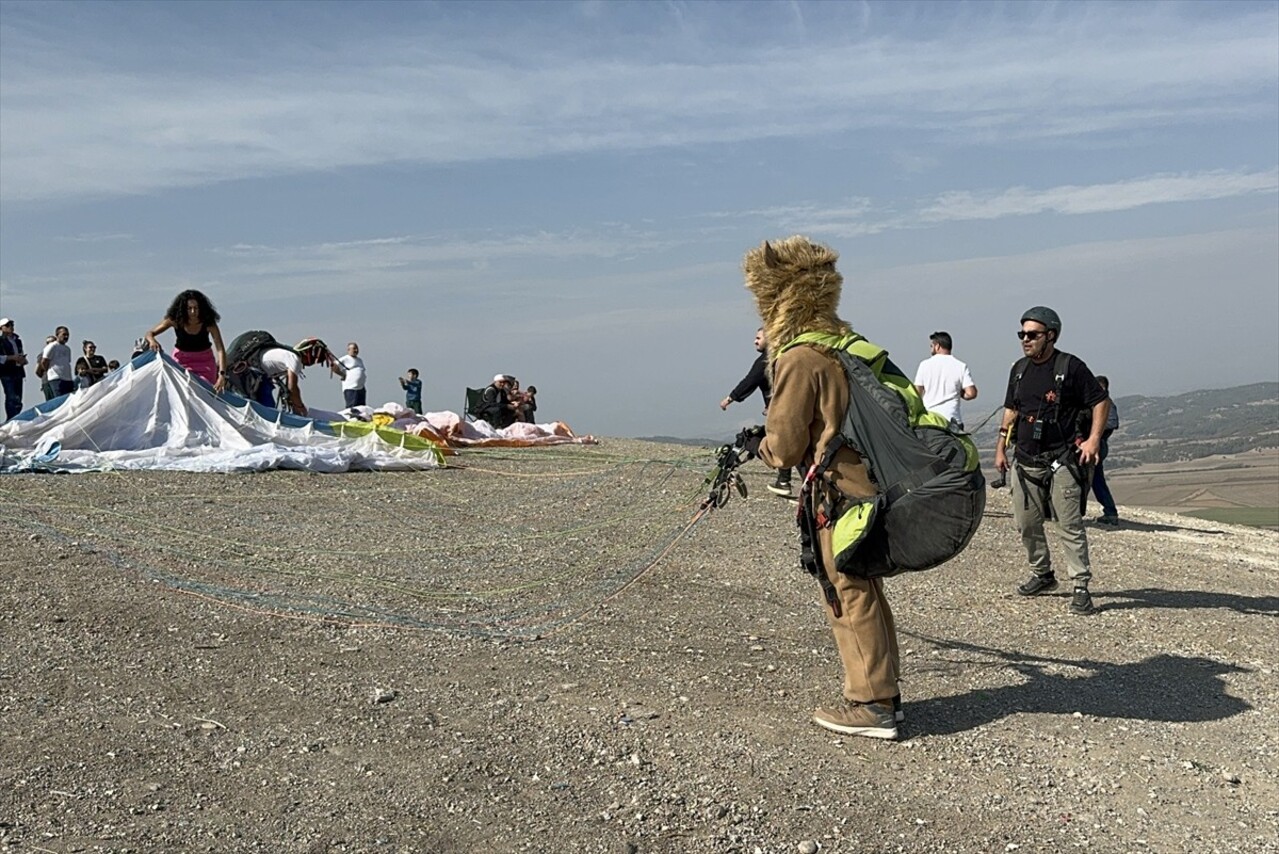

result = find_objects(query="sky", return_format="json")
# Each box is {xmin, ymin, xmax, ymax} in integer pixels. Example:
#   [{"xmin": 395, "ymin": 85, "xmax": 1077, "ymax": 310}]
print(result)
[{"xmin": 1, "ymin": 0, "xmax": 1276, "ymax": 439}]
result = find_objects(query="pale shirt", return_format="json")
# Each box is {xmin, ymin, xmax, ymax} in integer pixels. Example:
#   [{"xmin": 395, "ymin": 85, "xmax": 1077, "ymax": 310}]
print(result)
[
  {"xmin": 259, "ymin": 348, "xmax": 305, "ymax": 381},
  {"xmin": 41, "ymin": 341, "xmax": 74, "ymax": 381},
  {"xmin": 913, "ymin": 353, "xmax": 975, "ymax": 425},
  {"xmin": 338, "ymin": 354, "xmax": 366, "ymax": 391}
]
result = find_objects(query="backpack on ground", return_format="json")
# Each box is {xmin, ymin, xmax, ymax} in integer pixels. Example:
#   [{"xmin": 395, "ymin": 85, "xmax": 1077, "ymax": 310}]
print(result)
[
  {"xmin": 779, "ymin": 332, "xmax": 986, "ymax": 580},
  {"xmin": 225, "ymin": 330, "xmax": 284, "ymax": 402}
]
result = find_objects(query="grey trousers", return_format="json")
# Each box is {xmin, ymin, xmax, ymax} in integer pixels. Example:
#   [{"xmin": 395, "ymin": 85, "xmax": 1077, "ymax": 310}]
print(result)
[{"xmin": 1011, "ymin": 459, "xmax": 1094, "ymax": 587}]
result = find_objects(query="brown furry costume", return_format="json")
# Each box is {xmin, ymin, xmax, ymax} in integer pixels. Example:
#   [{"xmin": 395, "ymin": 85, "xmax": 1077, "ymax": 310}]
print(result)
[{"xmin": 744, "ymin": 236, "xmax": 901, "ymax": 708}]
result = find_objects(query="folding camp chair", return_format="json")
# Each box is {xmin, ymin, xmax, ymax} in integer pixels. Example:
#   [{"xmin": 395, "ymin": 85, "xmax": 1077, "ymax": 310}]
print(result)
[{"xmin": 463, "ymin": 387, "xmax": 485, "ymax": 422}]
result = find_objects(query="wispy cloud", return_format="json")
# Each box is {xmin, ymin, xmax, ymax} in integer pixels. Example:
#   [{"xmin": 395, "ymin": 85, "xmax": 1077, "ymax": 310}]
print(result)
[
  {"xmin": 919, "ymin": 169, "xmax": 1279, "ymax": 222},
  {"xmin": 56, "ymin": 232, "xmax": 135, "ymax": 243},
  {"xmin": 726, "ymin": 169, "xmax": 1279, "ymax": 238},
  {"xmin": 1, "ymin": 3, "xmax": 1274, "ymax": 202}
]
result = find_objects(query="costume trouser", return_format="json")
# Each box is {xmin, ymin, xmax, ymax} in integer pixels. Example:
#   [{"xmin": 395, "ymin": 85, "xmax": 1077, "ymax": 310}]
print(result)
[
  {"xmin": 1, "ymin": 375, "xmax": 22, "ymax": 421},
  {"xmin": 817, "ymin": 524, "xmax": 900, "ymax": 704},
  {"xmin": 1011, "ymin": 459, "xmax": 1093, "ymax": 587},
  {"xmin": 1091, "ymin": 438, "xmax": 1117, "ymax": 517}
]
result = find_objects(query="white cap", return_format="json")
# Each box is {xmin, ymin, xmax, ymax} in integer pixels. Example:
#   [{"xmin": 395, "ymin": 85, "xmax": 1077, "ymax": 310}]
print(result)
[{"xmin": 0, "ymin": 318, "xmax": 12, "ymax": 327}]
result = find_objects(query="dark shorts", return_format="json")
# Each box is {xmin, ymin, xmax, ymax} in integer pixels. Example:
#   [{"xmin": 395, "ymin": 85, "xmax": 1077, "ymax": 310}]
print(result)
[
  {"xmin": 344, "ymin": 388, "xmax": 367, "ymax": 409},
  {"xmin": 407, "ymin": 399, "xmax": 422, "ymax": 414}
]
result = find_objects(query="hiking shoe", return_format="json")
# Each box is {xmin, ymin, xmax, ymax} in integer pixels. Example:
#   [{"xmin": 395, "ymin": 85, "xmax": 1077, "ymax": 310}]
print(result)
[
  {"xmin": 767, "ymin": 477, "xmax": 793, "ymax": 497},
  {"xmin": 1017, "ymin": 572, "xmax": 1059, "ymax": 596},
  {"xmin": 892, "ymin": 693, "xmax": 904, "ymax": 723},
  {"xmin": 812, "ymin": 699, "xmax": 898, "ymax": 740},
  {"xmin": 1070, "ymin": 587, "xmax": 1096, "ymax": 615},
  {"xmin": 1096, "ymin": 515, "xmax": 1120, "ymax": 526}
]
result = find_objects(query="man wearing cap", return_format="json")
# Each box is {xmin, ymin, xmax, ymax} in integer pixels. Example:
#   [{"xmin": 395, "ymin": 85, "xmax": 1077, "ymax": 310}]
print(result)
[
  {"xmin": 0, "ymin": 318, "xmax": 28, "ymax": 421},
  {"xmin": 994, "ymin": 307, "xmax": 1110, "ymax": 615},
  {"xmin": 477, "ymin": 374, "xmax": 518, "ymax": 429}
]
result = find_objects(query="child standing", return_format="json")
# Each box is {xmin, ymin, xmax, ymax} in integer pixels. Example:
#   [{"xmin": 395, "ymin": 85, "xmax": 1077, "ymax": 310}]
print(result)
[{"xmin": 399, "ymin": 368, "xmax": 423, "ymax": 414}]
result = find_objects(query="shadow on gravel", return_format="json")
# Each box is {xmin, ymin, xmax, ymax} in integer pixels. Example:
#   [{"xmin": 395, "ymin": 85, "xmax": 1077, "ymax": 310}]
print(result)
[
  {"xmin": 1098, "ymin": 588, "xmax": 1279, "ymax": 616},
  {"xmin": 904, "ymin": 637, "xmax": 1251, "ymax": 737},
  {"xmin": 1088, "ymin": 518, "xmax": 1227, "ymax": 535}
]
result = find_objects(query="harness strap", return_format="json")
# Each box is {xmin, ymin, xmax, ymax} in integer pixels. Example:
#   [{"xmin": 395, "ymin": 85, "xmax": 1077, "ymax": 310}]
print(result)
[
  {"xmin": 1015, "ymin": 444, "xmax": 1091, "ymax": 520},
  {"xmin": 884, "ymin": 459, "xmax": 949, "ymax": 505},
  {"xmin": 798, "ymin": 470, "xmax": 843, "ymax": 618},
  {"xmin": 1015, "ymin": 463, "xmax": 1055, "ymax": 519}
]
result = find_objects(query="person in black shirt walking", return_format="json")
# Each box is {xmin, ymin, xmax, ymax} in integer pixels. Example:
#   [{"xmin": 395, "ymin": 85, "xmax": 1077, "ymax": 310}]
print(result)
[{"xmin": 720, "ymin": 328, "xmax": 796, "ymax": 497}]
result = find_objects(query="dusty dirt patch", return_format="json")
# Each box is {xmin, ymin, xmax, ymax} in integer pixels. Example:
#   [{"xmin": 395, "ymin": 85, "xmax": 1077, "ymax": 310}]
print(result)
[{"xmin": 2, "ymin": 439, "xmax": 1276, "ymax": 853}]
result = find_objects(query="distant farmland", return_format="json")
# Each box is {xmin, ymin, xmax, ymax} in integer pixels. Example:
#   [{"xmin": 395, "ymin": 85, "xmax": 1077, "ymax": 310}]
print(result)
[{"xmin": 1106, "ymin": 447, "xmax": 1279, "ymax": 530}]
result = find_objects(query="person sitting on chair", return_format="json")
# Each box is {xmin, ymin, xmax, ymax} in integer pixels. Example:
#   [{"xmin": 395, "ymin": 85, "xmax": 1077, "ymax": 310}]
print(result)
[{"xmin": 477, "ymin": 374, "xmax": 519, "ymax": 429}]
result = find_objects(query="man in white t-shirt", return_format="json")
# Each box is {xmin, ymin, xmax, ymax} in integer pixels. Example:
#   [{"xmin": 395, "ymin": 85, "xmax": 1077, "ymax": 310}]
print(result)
[
  {"xmin": 37, "ymin": 325, "xmax": 75, "ymax": 400},
  {"xmin": 338, "ymin": 341, "xmax": 367, "ymax": 409},
  {"xmin": 258, "ymin": 346, "xmax": 310, "ymax": 416},
  {"xmin": 913, "ymin": 331, "xmax": 977, "ymax": 429}
]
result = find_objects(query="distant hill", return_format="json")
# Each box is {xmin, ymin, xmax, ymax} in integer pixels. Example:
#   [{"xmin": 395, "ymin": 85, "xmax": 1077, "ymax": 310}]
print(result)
[
  {"xmin": 969, "ymin": 382, "xmax": 1279, "ymax": 468},
  {"xmin": 650, "ymin": 383, "xmax": 1279, "ymax": 467},
  {"xmin": 1108, "ymin": 382, "xmax": 1279, "ymax": 467},
  {"xmin": 634, "ymin": 435, "xmax": 721, "ymax": 448}
]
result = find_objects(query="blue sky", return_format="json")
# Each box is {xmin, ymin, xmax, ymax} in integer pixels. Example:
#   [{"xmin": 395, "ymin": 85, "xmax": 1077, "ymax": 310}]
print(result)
[{"xmin": 2, "ymin": 0, "xmax": 1276, "ymax": 438}]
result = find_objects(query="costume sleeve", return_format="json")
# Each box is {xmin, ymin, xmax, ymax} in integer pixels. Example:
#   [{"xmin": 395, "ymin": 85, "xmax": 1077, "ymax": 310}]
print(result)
[{"xmin": 757, "ymin": 350, "xmax": 817, "ymax": 470}]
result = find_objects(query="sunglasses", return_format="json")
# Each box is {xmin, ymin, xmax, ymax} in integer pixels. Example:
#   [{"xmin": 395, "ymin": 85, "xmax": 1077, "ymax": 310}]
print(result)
[{"xmin": 1017, "ymin": 330, "xmax": 1047, "ymax": 341}]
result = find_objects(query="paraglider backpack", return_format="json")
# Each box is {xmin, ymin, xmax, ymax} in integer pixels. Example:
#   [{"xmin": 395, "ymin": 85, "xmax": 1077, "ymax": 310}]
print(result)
[
  {"xmin": 778, "ymin": 332, "xmax": 986, "ymax": 580},
  {"xmin": 225, "ymin": 330, "xmax": 284, "ymax": 402}
]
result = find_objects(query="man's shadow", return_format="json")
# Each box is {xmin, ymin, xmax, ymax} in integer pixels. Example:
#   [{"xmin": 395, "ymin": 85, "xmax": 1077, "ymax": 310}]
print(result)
[
  {"xmin": 905, "ymin": 636, "xmax": 1251, "ymax": 737},
  {"xmin": 1089, "ymin": 518, "xmax": 1227, "ymax": 535},
  {"xmin": 1098, "ymin": 587, "xmax": 1279, "ymax": 615}
]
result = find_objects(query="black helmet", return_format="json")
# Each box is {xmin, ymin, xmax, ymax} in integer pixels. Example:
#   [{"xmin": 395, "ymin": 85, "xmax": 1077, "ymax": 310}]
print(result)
[{"xmin": 1020, "ymin": 306, "xmax": 1061, "ymax": 336}]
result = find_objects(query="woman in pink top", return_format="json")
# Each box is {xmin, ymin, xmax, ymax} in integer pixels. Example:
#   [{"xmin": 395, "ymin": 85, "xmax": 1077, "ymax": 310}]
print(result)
[{"xmin": 145, "ymin": 289, "xmax": 228, "ymax": 392}]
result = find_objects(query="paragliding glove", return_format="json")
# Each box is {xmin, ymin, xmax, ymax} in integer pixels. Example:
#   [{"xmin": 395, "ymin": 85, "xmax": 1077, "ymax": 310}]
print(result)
[{"xmin": 735, "ymin": 425, "xmax": 765, "ymax": 459}]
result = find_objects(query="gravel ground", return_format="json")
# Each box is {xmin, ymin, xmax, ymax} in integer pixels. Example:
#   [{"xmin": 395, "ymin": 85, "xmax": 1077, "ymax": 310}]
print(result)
[{"xmin": 2, "ymin": 438, "xmax": 1277, "ymax": 853}]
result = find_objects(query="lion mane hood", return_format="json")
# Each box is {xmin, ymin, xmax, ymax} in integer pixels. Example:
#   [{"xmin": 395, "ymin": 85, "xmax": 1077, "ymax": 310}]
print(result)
[{"xmin": 742, "ymin": 236, "xmax": 850, "ymax": 357}]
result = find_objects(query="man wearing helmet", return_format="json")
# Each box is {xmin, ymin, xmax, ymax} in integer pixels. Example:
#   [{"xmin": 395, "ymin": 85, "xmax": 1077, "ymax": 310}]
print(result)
[
  {"xmin": 994, "ymin": 307, "xmax": 1110, "ymax": 615},
  {"xmin": 260, "ymin": 338, "xmax": 342, "ymax": 417}
]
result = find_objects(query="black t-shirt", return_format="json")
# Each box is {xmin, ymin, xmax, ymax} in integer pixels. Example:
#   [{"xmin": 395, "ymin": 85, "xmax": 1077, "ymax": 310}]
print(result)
[
  {"xmin": 1004, "ymin": 351, "xmax": 1107, "ymax": 462},
  {"xmin": 729, "ymin": 352, "xmax": 772, "ymax": 406}
]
